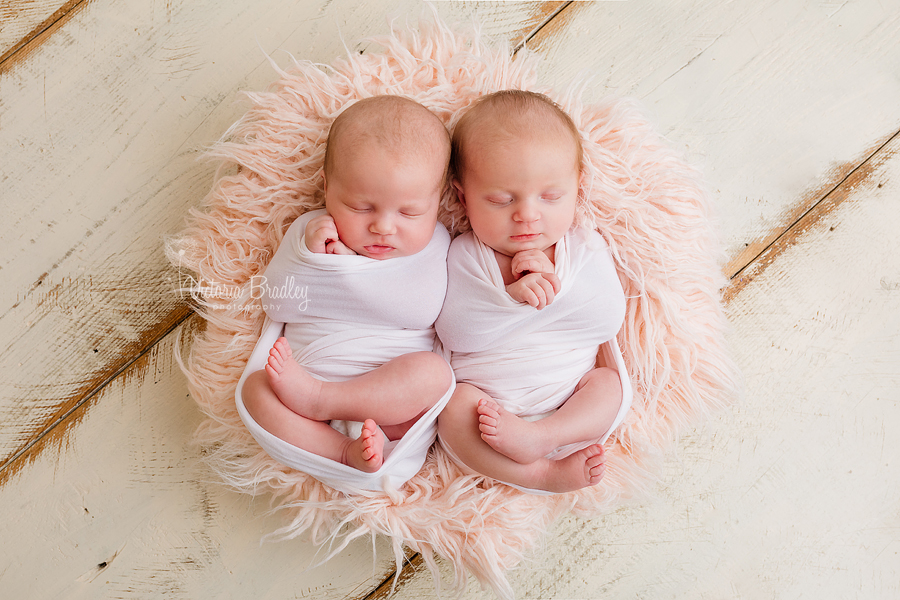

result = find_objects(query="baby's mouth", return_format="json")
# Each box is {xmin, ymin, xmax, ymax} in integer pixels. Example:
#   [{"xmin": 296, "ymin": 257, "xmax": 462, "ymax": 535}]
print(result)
[
  {"xmin": 364, "ymin": 244, "xmax": 395, "ymax": 255},
  {"xmin": 510, "ymin": 233, "xmax": 540, "ymax": 241}
]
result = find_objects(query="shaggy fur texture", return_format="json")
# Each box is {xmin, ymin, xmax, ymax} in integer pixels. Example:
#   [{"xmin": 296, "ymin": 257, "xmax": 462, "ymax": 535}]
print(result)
[{"xmin": 167, "ymin": 15, "xmax": 740, "ymax": 599}]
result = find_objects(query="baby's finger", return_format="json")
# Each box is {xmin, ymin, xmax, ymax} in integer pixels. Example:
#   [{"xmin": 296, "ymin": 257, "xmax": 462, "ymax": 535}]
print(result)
[
  {"xmin": 514, "ymin": 250, "xmax": 552, "ymax": 274},
  {"xmin": 321, "ymin": 221, "xmax": 339, "ymax": 239},
  {"xmin": 513, "ymin": 259, "xmax": 540, "ymax": 277},
  {"xmin": 527, "ymin": 279, "xmax": 548, "ymax": 309},
  {"xmin": 325, "ymin": 239, "xmax": 353, "ymax": 255},
  {"xmin": 531, "ymin": 249, "xmax": 555, "ymax": 271},
  {"xmin": 536, "ymin": 276, "xmax": 556, "ymax": 307},
  {"xmin": 543, "ymin": 272, "xmax": 561, "ymax": 294},
  {"xmin": 515, "ymin": 281, "xmax": 540, "ymax": 308},
  {"xmin": 521, "ymin": 288, "xmax": 539, "ymax": 308}
]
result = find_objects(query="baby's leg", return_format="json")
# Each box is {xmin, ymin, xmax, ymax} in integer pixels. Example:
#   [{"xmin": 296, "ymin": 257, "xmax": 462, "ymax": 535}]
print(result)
[
  {"xmin": 265, "ymin": 337, "xmax": 451, "ymax": 426},
  {"xmin": 438, "ymin": 384, "xmax": 607, "ymax": 493},
  {"xmin": 242, "ymin": 370, "xmax": 384, "ymax": 472},
  {"xmin": 477, "ymin": 367, "xmax": 622, "ymax": 464},
  {"xmin": 380, "ymin": 408, "xmax": 429, "ymax": 442}
]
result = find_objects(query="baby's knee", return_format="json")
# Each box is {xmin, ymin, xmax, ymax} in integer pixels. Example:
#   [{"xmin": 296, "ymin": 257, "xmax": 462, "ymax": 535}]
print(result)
[
  {"xmin": 579, "ymin": 366, "xmax": 621, "ymax": 393},
  {"xmin": 241, "ymin": 370, "xmax": 270, "ymax": 412},
  {"xmin": 403, "ymin": 351, "xmax": 453, "ymax": 394},
  {"xmin": 454, "ymin": 383, "xmax": 491, "ymax": 405},
  {"xmin": 438, "ymin": 384, "xmax": 482, "ymax": 424},
  {"xmin": 416, "ymin": 351, "xmax": 453, "ymax": 384}
]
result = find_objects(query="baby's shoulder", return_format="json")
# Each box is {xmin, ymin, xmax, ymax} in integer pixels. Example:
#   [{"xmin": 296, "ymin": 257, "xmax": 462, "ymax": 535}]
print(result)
[
  {"xmin": 431, "ymin": 220, "xmax": 452, "ymax": 251},
  {"xmin": 449, "ymin": 229, "xmax": 475, "ymax": 244},
  {"xmin": 447, "ymin": 230, "xmax": 477, "ymax": 254}
]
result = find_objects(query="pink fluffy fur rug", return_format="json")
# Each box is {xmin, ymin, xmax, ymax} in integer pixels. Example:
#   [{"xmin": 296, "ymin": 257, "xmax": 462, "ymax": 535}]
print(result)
[{"xmin": 167, "ymin": 15, "xmax": 740, "ymax": 599}]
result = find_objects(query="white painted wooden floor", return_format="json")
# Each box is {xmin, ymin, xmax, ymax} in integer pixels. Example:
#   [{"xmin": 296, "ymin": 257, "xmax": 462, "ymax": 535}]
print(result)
[{"xmin": 1, "ymin": 1, "xmax": 898, "ymax": 598}]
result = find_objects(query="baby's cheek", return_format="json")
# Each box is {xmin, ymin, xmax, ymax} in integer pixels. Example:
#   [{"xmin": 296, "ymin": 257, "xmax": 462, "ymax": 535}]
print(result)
[{"xmin": 408, "ymin": 224, "xmax": 435, "ymax": 253}]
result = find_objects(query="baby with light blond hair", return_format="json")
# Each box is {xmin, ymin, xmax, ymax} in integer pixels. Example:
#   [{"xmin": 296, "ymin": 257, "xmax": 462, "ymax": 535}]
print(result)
[
  {"xmin": 242, "ymin": 95, "xmax": 454, "ymax": 475},
  {"xmin": 436, "ymin": 90, "xmax": 630, "ymax": 493}
]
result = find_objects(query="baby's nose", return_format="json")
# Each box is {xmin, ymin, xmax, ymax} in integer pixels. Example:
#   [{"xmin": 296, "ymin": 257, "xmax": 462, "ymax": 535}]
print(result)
[
  {"xmin": 370, "ymin": 215, "xmax": 396, "ymax": 235},
  {"xmin": 514, "ymin": 202, "xmax": 540, "ymax": 222}
]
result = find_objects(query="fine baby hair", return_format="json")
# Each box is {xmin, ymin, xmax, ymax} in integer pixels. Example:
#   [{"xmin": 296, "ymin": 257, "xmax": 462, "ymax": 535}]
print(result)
[{"xmin": 451, "ymin": 89, "xmax": 584, "ymax": 176}]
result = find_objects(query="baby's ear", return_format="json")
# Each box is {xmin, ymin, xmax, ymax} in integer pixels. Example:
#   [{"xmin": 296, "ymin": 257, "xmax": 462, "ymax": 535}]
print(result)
[{"xmin": 451, "ymin": 178, "xmax": 466, "ymax": 207}]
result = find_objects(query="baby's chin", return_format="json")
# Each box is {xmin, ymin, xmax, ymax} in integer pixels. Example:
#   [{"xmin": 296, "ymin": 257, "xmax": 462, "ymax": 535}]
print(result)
[{"xmin": 494, "ymin": 241, "xmax": 557, "ymax": 257}]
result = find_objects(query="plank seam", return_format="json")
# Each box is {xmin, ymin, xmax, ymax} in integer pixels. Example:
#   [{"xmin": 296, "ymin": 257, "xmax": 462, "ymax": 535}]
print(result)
[
  {"xmin": 729, "ymin": 126, "xmax": 900, "ymax": 284},
  {"xmin": 0, "ymin": 0, "xmax": 89, "ymax": 71},
  {"xmin": 357, "ymin": 552, "xmax": 424, "ymax": 600},
  {"xmin": 512, "ymin": 1, "xmax": 573, "ymax": 54},
  {"xmin": 0, "ymin": 310, "xmax": 189, "ymax": 477}
]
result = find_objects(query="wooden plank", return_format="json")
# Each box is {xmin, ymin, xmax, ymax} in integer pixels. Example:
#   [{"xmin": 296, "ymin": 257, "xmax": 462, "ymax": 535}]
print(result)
[
  {"xmin": 383, "ymin": 126, "xmax": 900, "ymax": 600},
  {"xmin": 528, "ymin": 0, "xmax": 900, "ymax": 276},
  {"xmin": 0, "ymin": 0, "xmax": 77, "ymax": 65},
  {"xmin": 0, "ymin": 0, "xmax": 565, "ymax": 481},
  {"xmin": 0, "ymin": 319, "xmax": 409, "ymax": 599}
]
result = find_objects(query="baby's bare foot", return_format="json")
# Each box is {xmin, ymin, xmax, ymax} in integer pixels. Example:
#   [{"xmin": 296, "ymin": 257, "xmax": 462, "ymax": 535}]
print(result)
[
  {"xmin": 264, "ymin": 337, "xmax": 324, "ymax": 418},
  {"xmin": 341, "ymin": 419, "xmax": 384, "ymax": 472},
  {"xmin": 477, "ymin": 399, "xmax": 551, "ymax": 464},
  {"xmin": 537, "ymin": 444, "xmax": 607, "ymax": 493}
]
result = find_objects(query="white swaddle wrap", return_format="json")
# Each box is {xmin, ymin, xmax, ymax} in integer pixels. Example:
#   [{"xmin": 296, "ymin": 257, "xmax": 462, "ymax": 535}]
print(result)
[
  {"xmin": 435, "ymin": 228, "xmax": 631, "ymax": 482},
  {"xmin": 235, "ymin": 210, "xmax": 454, "ymax": 494}
]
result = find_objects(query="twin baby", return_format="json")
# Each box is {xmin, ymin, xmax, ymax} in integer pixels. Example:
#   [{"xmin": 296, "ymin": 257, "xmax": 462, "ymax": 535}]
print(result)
[{"xmin": 242, "ymin": 93, "xmax": 627, "ymax": 494}]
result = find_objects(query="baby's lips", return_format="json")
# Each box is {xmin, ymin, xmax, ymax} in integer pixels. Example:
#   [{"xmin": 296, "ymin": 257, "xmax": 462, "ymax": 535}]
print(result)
[{"xmin": 364, "ymin": 244, "xmax": 396, "ymax": 256}]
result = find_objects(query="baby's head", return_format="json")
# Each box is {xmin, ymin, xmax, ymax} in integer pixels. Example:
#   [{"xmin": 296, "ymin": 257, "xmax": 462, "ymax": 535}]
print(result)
[
  {"xmin": 451, "ymin": 90, "xmax": 583, "ymax": 258},
  {"xmin": 323, "ymin": 95, "xmax": 450, "ymax": 259}
]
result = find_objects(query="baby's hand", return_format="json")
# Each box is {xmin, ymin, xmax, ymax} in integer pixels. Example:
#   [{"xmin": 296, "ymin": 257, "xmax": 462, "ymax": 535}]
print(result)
[
  {"xmin": 510, "ymin": 249, "xmax": 554, "ymax": 277},
  {"xmin": 304, "ymin": 214, "xmax": 356, "ymax": 255},
  {"xmin": 508, "ymin": 249, "xmax": 560, "ymax": 309},
  {"xmin": 510, "ymin": 249, "xmax": 560, "ymax": 288},
  {"xmin": 507, "ymin": 272, "xmax": 559, "ymax": 310}
]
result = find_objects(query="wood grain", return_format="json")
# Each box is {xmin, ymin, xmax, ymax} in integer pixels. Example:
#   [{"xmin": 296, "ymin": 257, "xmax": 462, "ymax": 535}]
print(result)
[
  {"xmin": 726, "ymin": 130, "xmax": 899, "ymax": 303},
  {"xmin": 528, "ymin": 0, "xmax": 900, "ymax": 276},
  {"xmin": 0, "ymin": 0, "xmax": 80, "ymax": 67},
  {"xmin": 0, "ymin": 0, "xmax": 564, "ymax": 482}
]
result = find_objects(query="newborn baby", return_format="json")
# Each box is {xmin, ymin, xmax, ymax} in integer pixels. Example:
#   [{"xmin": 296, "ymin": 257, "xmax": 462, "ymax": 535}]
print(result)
[
  {"xmin": 436, "ymin": 90, "xmax": 629, "ymax": 494},
  {"xmin": 242, "ymin": 95, "xmax": 453, "ymax": 475}
]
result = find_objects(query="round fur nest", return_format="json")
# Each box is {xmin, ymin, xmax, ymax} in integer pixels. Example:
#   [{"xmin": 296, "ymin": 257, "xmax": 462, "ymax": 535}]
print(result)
[{"xmin": 167, "ymin": 14, "xmax": 740, "ymax": 600}]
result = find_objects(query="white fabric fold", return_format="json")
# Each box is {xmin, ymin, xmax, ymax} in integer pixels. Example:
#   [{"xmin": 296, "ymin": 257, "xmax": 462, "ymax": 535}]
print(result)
[
  {"xmin": 436, "ymin": 228, "xmax": 626, "ymax": 416},
  {"xmin": 235, "ymin": 210, "xmax": 454, "ymax": 493}
]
